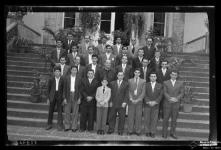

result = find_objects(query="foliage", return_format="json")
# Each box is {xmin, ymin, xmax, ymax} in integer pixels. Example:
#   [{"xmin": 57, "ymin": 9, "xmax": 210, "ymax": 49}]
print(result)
[
  {"xmin": 79, "ymin": 12, "xmax": 101, "ymax": 35},
  {"xmin": 13, "ymin": 36, "xmax": 33, "ymax": 47},
  {"xmin": 111, "ymin": 29, "xmax": 129, "ymax": 45},
  {"xmin": 166, "ymin": 56, "xmax": 185, "ymax": 71}
]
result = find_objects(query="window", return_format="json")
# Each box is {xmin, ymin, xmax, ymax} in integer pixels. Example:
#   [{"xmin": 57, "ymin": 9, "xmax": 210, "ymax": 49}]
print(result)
[
  {"xmin": 100, "ymin": 12, "xmax": 111, "ymax": 34},
  {"xmin": 153, "ymin": 13, "xmax": 165, "ymax": 36},
  {"xmin": 64, "ymin": 12, "xmax": 75, "ymax": 28}
]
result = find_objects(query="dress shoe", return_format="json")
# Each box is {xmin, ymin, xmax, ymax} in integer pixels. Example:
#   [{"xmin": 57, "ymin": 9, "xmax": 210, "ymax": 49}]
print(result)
[
  {"xmin": 79, "ymin": 129, "xmax": 85, "ymax": 132},
  {"xmin": 135, "ymin": 132, "xmax": 141, "ymax": 136},
  {"xmin": 162, "ymin": 135, "xmax": 167, "ymax": 139},
  {"xmin": 45, "ymin": 125, "xmax": 52, "ymax": 130},
  {"xmin": 127, "ymin": 132, "xmax": 133, "ymax": 136},
  {"xmin": 170, "ymin": 134, "xmax": 178, "ymax": 139},
  {"xmin": 102, "ymin": 130, "xmax": 105, "ymax": 135},
  {"xmin": 97, "ymin": 130, "xmax": 101, "ymax": 134},
  {"xmin": 72, "ymin": 129, "xmax": 78, "ymax": 132},
  {"xmin": 107, "ymin": 130, "xmax": 114, "ymax": 134},
  {"xmin": 118, "ymin": 132, "xmax": 123, "ymax": 136},
  {"xmin": 150, "ymin": 133, "xmax": 155, "ymax": 138},
  {"xmin": 64, "ymin": 128, "xmax": 69, "ymax": 132},
  {"xmin": 57, "ymin": 127, "xmax": 63, "ymax": 131},
  {"xmin": 146, "ymin": 133, "xmax": 151, "ymax": 137}
]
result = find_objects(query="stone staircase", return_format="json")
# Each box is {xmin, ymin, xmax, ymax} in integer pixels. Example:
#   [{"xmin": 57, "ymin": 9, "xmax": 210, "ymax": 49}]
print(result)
[{"xmin": 6, "ymin": 49, "xmax": 209, "ymax": 140}]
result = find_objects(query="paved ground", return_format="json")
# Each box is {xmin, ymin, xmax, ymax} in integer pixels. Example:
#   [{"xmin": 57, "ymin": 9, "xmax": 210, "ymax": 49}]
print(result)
[{"xmin": 7, "ymin": 125, "xmax": 207, "ymax": 145}]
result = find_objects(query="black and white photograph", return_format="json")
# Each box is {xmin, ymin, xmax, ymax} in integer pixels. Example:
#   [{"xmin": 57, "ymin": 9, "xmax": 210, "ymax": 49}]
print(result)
[{"xmin": 5, "ymin": 5, "xmax": 216, "ymax": 146}]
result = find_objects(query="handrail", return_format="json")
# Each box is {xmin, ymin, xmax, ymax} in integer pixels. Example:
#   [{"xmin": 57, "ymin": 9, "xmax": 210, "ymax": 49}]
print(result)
[
  {"xmin": 7, "ymin": 22, "xmax": 17, "ymax": 32},
  {"xmin": 186, "ymin": 35, "xmax": 206, "ymax": 45},
  {"xmin": 18, "ymin": 22, "xmax": 41, "ymax": 37}
]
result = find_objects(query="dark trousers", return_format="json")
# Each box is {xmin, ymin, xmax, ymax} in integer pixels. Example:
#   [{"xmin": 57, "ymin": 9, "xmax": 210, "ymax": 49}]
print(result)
[
  {"xmin": 162, "ymin": 101, "xmax": 180, "ymax": 136},
  {"xmin": 158, "ymin": 96, "xmax": 165, "ymax": 119},
  {"xmin": 47, "ymin": 92, "xmax": 63, "ymax": 128},
  {"xmin": 80, "ymin": 103, "xmax": 95, "ymax": 131},
  {"xmin": 108, "ymin": 106, "xmax": 126, "ymax": 133}
]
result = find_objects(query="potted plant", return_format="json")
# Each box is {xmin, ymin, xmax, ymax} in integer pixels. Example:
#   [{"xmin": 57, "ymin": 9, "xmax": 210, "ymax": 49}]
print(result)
[
  {"xmin": 30, "ymin": 77, "xmax": 41, "ymax": 103},
  {"xmin": 182, "ymin": 81, "xmax": 194, "ymax": 113},
  {"xmin": 13, "ymin": 36, "xmax": 33, "ymax": 53}
]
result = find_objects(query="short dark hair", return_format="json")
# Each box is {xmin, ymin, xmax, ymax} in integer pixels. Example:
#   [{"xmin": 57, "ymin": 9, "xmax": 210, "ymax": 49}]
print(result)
[
  {"xmin": 117, "ymin": 71, "xmax": 124, "ymax": 75},
  {"xmin": 106, "ymin": 44, "xmax": 112, "ymax": 49},
  {"xmin": 87, "ymin": 69, "xmax": 94, "ymax": 73},
  {"xmin": 70, "ymin": 65, "xmax": 78, "ymax": 71},
  {"xmin": 138, "ymin": 48, "xmax": 144, "ymax": 52},
  {"xmin": 122, "ymin": 46, "xmax": 128, "ymax": 50},
  {"xmin": 149, "ymin": 71, "xmax": 157, "ymax": 76},
  {"xmin": 171, "ymin": 69, "xmax": 179, "ymax": 74},
  {"xmin": 53, "ymin": 66, "xmax": 61, "ymax": 72},
  {"xmin": 88, "ymin": 45, "xmax": 94, "ymax": 50},
  {"xmin": 59, "ymin": 56, "xmax": 66, "ymax": 60},
  {"xmin": 67, "ymin": 33, "xmax": 73, "ymax": 36},
  {"xmin": 161, "ymin": 59, "xmax": 168, "ymax": 64},
  {"xmin": 134, "ymin": 68, "xmax": 141, "ymax": 73},
  {"xmin": 56, "ymin": 39, "xmax": 62, "ymax": 43},
  {"xmin": 92, "ymin": 54, "xmax": 98, "ymax": 58},
  {"xmin": 71, "ymin": 44, "xmax": 79, "ymax": 49}
]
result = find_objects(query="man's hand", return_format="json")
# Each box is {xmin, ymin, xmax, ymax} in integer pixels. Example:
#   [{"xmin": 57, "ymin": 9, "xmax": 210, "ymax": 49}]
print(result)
[
  {"xmin": 122, "ymin": 103, "xmax": 127, "ymax": 108},
  {"xmin": 169, "ymin": 97, "xmax": 178, "ymax": 103},
  {"xmin": 100, "ymin": 101, "xmax": 105, "ymax": 106},
  {"xmin": 77, "ymin": 98, "xmax": 81, "ymax": 104},
  {"xmin": 109, "ymin": 102, "xmax": 113, "ymax": 107},
  {"xmin": 46, "ymin": 99, "xmax": 50, "ymax": 105},
  {"xmin": 87, "ymin": 96, "xmax": 93, "ymax": 102},
  {"xmin": 62, "ymin": 99, "xmax": 67, "ymax": 105}
]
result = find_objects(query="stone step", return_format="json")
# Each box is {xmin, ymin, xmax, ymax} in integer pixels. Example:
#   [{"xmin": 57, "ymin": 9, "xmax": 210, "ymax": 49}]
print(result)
[
  {"xmin": 166, "ymin": 53, "xmax": 209, "ymax": 60},
  {"xmin": 179, "ymin": 76, "xmax": 209, "ymax": 82},
  {"xmin": 7, "ymin": 81, "xmax": 33, "ymax": 88},
  {"xmin": 180, "ymin": 81, "xmax": 209, "ymax": 88},
  {"xmin": 182, "ymin": 63, "xmax": 209, "ymax": 69},
  {"xmin": 191, "ymin": 87, "xmax": 209, "ymax": 93},
  {"xmin": 7, "ymin": 75, "xmax": 36, "ymax": 82},
  {"xmin": 7, "ymin": 87, "xmax": 31, "ymax": 95},
  {"xmin": 7, "ymin": 65, "xmax": 48, "ymax": 72},
  {"xmin": 7, "ymin": 56, "xmax": 44, "ymax": 62},
  {"xmin": 181, "ymin": 67, "xmax": 209, "ymax": 72},
  {"xmin": 179, "ymin": 71, "xmax": 209, "ymax": 77},
  {"xmin": 7, "ymin": 52, "xmax": 42, "ymax": 58},
  {"xmin": 193, "ymin": 92, "xmax": 209, "ymax": 99},
  {"xmin": 7, "ymin": 70, "xmax": 51, "ymax": 78},
  {"xmin": 7, "ymin": 60, "xmax": 49, "ymax": 68}
]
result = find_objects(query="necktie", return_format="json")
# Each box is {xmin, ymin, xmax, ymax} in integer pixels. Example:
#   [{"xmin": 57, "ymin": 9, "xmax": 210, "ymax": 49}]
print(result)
[
  {"xmin": 57, "ymin": 50, "xmax": 60, "ymax": 60},
  {"xmin": 103, "ymin": 87, "xmax": 105, "ymax": 93},
  {"xmin": 118, "ymin": 81, "xmax": 121, "ymax": 88},
  {"xmin": 132, "ymin": 46, "xmax": 135, "ymax": 54},
  {"xmin": 151, "ymin": 83, "xmax": 154, "ymax": 92},
  {"xmin": 143, "ymin": 67, "xmax": 147, "ymax": 80}
]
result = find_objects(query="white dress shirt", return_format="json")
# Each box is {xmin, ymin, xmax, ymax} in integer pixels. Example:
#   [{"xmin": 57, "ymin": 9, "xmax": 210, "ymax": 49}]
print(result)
[
  {"xmin": 72, "ymin": 52, "xmax": 77, "ymax": 58},
  {"xmin": 171, "ymin": 79, "xmax": 176, "ymax": 87},
  {"xmin": 60, "ymin": 64, "xmax": 65, "ymax": 76},
  {"xmin": 162, "ymin": 68, "xmax": 167, "ymax": 76},
  {"xmin": 118, "ymin": 80, "xmax": 122, "ymax": 88},
  {"xmin": 55, "ymin": 77, "xmax": 60, "ymax": 91},
  {"xmin": 88, "ymin": 54, "xmax": 93, "ymax": 64},
  {"xmin": 91, "ymin": 64, "xmax": 96, "ymax": 73},
  {"xmin": 57, "ymin": 48, "xmax": 61, "ymax": 60},
  {"xmin": 122, "ymin": 64, "xmax": 126, "ymax": 72},
  {"xmin": 116, "ymin": 44, "xmax": 121, "ymax": 53},
  {"xmin": 106, "ymin": 53, "xmax": 111, "ymax": 60},
  {"xmin": 151, "ymin": 81, "xmax": 156, "ymax": 92},
  {"xmin": 89, "ymin": 78, "xmax": 93, "ymax": 84},
  {"xmin": 70, "ymin": 75, "xmax": 76, "ymax": 92},
  {"xmin": 139, "ymin": 56, "xmax": 143, "ymax": 62}
]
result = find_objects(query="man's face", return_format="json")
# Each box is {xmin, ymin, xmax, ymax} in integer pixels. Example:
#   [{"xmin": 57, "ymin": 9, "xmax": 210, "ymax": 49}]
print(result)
[
  {"xmin": 88, "ymin": 47, "xmax": 94, "ymax": 54},
  {"xmin": 56, "ymin": 41, "xmax": 62, "ymax": 48},
  {"xmin": 67, "ymin": 34, "xmax": 73, "ymax": 40},
  {"xmin": 116, "ymin": 38, "xmax": 121, "ymax": 44},
  {"xmin": 131, "ymin": 39, "xmax": 136, "ymax": 45},
  {"xmin": 117, "ymin": 72, "xmax": 124, "ymax": 81},
  {"xmin": 170, "ymin": 72, "xmax": 178, "ymax": 80},
  {"xmin": 106, "ymin": 46, "xmax": 112, "ymax": 53},
  {"xmin": 122, "ymin": 47, "xmax": 128, "ymax": 54},
  {"xmin": 155, "ymin": 51, "xmax": 161, "ymax": 58},
  {"xmin": 102, "ymin": 80, "xmax": 108, "ymax": 86},
  {"xmin": 87, "ymin": 71, "xmax": 94, "ymax": 79},
  {"xmin": 101, "ymin": 38, "xmax": 107, "ymax": 44},
  {"xmin": 138, "ymin": 49, "xmax": 144, "ymax": 57},
  {"xmin": 161, "ymin": 61, "xmax": 168, "ymax": 69},
  {"xmin": 150, "ymin": 74, "xmax": 157, "ymax": 82},
  {"xmin": 105, "ymin": 60, "xmax": 111, "ymax": 69},
  {"xmin": 71, "ymin": 67, "xmax": 78, "ymax": 75},
  {"xmin": 85, "ymin": 36, "xmax": 90, "ymax": 43},
  {"xmin": 146, "ymin": 38, "xmax": 153, "ymax": 46},
  {"xmin": 121, "ymin": 56, "xmax": 128, "ymax": 64},
  {"xmin": 142, "ymin": 59, "xmax": 149, "ymax": 67},
  {"xmin": 71, "ymin": 46, "xmax": 78, "ymax": 53},
  {"xmin": 60, "ymin": 57, "xmax": 66, "ymax": 65},
  {"xmin": 54, "ymin": 70, "xmax": 61, "ymax": 78},
  {"xmin": 134, "ymin": 70, "xmax": 140, "ymax": 78},
  {"xmin": 92, "ymin": 57, "xmax": 98, "ymax": 64},
  {"xmin": 75, "ymin": 56, "xmax": 81, "ymax": 65}
]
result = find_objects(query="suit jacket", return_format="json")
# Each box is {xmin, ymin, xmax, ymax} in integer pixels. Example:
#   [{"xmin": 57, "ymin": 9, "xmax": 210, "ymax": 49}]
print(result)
[
  {"xmin": 76, "ymin": 65, "xmax": 86, "ymax": 79},
  {"xmin": 132, "ymin": 56, "xmax": 144, "ymax": 69},
  {"xmin": 67, "ymin": 52, "xmax": 85, "ymax": 66},
  {"xmin": 100, "ymin": 53, "xmax": 116, "ymax": 67},
  {"xmin": 63, "ymin": 75, "xmax": 81, "ymax": 102},
  {"xmin": 163, "ymin": 80, "xmax": 184, "ymax": 102},
  {"xmin": 115, "ymin": 54, "xmax": 133, "ymax": 66},
  {"xmin": 140, "ymin": 66, "xmax": 152, "ymax": 82},
  {"xmin": 82, "ymin": 53, "xmax": 101, "ymax": 66},
  {"xmin": 109, "ymin": 80, "xmax": 129, "ymax": 108},
  {"xmin": 100, "ymin": 67, "xmax": 116, "ymax": 84},
  {"xmin": 61, "ymin": 64, "xmax": 70, "ymax": 77},
  {"xmin": 115, "ymin": 64, "xmax": 133, "ymax": 81},
  {"xmin": 79, "ymin": 42, "xmax": 99, "ymax": 56},
  {"xmin": 128, "ymin": 78, "xmax": 146, "ymax": 105},
  {"xmin": 63, "ymin": 40, "xmax": 76, "ymax": 53},
  {"xmin": 80, "ymin": 78, "xmax": 99, "ymax": 105},
  {"xmin": 95, "ymin": 86, "xmax": 111, "ymax": 107},
  {"xmin": 142, "ymin": 45, "xmax": 155, "ymax": 60},
  {"xmin": 150, "ymin": 57, "xmax": 163, "ymax": 72},
  {"xmin": 112, "ymin": 44, "xmax": 122, "ymax": 56},
  {"xmin": 96, "ymin": 43, "xmax": 107, "ymax": 56},
  {"xmin": 156, "ymin": 68, "xmax": 171, "ymax": 84},
  {"xmin": 144, "ymin": 82, "xmax": 163, "ymax": 106},
  {"xmin": 47, "ymin": 76, "xmax": 64, "ymax": 102},
  {"xmin": 128, "ymin": 45, "xmax": 140, "ymax": 58},
  {"xmin": 50, "ymin": 48, "xmax": 67, "ymax": 67},
  {"xmin": 85, "ymin": 64, "xmax": 103, "ymax": 83}
]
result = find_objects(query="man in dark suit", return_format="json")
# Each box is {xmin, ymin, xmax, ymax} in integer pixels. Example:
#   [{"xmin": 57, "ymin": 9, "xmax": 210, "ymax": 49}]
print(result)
[
  {"xmin": 112, "ymin": 37, "xmax": 123, "ymax": 56},
  {"xmin": 45, "ymin": 66, "xmax": 64, "ymax": 131},
  {"xmin": 96, "ymin": 36, "xmax": 108, "ymax": 56},
  {"xmin": 140, "ymin": 58, "xmax": 152, "ymax": 82},
  {"xmin": 85, "ymin": 54, "xmax": 102, "ymax": 84},
  {"xmin": 115, "ymin": 55, "xmax": 133, "ymax": 81},
  {"xmin": 115, "ymin": 46, "xmax": 133, "ymax": 66},
  {"xmin": 63, "ymin": 33, "xmax": 75, "ymax": 54},
  {"xmin": 150, "ymin": 51, "xmax": 163, "ymax": 72},
  {"xmin": 100, "ymin": 59, "xmax": 116, "ymax": 85},
  {"xmin": 132, "ymin": 48, "xmax": 145, "ymax": 69},
  {"xmin": 100, "ymin": 45, "xmax": 116, "ymax": 68},
  {"xmin": 144, "ymin": 72, "xmax": 163, "ymax": 138},
  {"xmin": 128, "ymin": 38, "xmax": 140, "ymax": 58},
  {"xmin": 63, "ymin": 66, "xmax": 81, "ymax": 132},
  {"xmin": 107, "ymin": 71, "xmax": 129, "ymax": 135},
  {"xmin": 80, "ymin": 69, "xmax": 99, "ymax": 132},
  {"xmin": 142, "ymin": 37, "xmax": 155, "ymax": 60},
  {"xmin": 74, "ymin": 55, "xmax": 86, "ymax": 79},
  {"xmin": 67, "ymin": 44, "xmax": 85, "ymax": 66},
  {"xmin": 82, "ymin": 46, "xmax": 101, "ymax": 66},
  {"xmin": 49, "ymin": 40, "xmax": 67, "ymax": 72},
  {"xmin": 156, "ymin": 60, "xmax": 171, "ymax": 120},
  {"xmin": 162, "ymin": 69, "xmax": 184, "ymax": 139},
  {"xmin": 59, "ymin": 56, "xmax": 70, "ymax": 77}
]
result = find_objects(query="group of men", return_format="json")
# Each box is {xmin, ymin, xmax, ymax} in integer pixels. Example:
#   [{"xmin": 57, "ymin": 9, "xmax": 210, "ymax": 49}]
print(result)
[{"xmin": 45, "ymin": 34, "xmax": 184, "ymax": 139}]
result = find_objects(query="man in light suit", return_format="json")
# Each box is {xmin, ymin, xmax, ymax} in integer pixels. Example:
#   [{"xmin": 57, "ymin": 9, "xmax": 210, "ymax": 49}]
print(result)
[
  {"xmin": 63, "ymin": 66, "xmax": 81, "ymax": 132},
  {"xmin": 128, "ymin": 38, "xmax": 139, "ymax": 58},
  {"xmin": 112, "ymin": 37, "xmax": 123, "ymax": 56},
  {"xmin": 107, "ymin": 71, "xmax": 129, "ymax": 135},
  {"xmin": 140, "ymin": 58, "xmax": 152, "ymax": 82},
  {"xmin": 96, "ymin": 36, "xmax": 108, "ymax": 56},
  {"xmin": 115, "ymin": 55, "xmax": 133, "ymax": 81},
  {"xmin": 59, "ymin": 56, "xmax": 70, "ymax": 77},
  {"xmin": 162, "ymin": 69, "xmax": 184, "ymax": 139},
  {"xmin": 100, "ymin": 45, "xmax": 116, "ymax": 68},
  {"xmin": 127, "ymin": 68, "xmax": 146, "ymax": 136},
  {"xmin": 156, "ymin": 60, "xmax": 171, "ymax": 120},
  {"xmin": 144, "ymin": 72, "xmax": 163, "ymax": 138},
  {"xmin": 45, "ymin": 66, "xmax": 64, "ymax": 131},
  {"xmin": 49, "ymin": 40, "xmax": 67, "ymax": 72}
]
